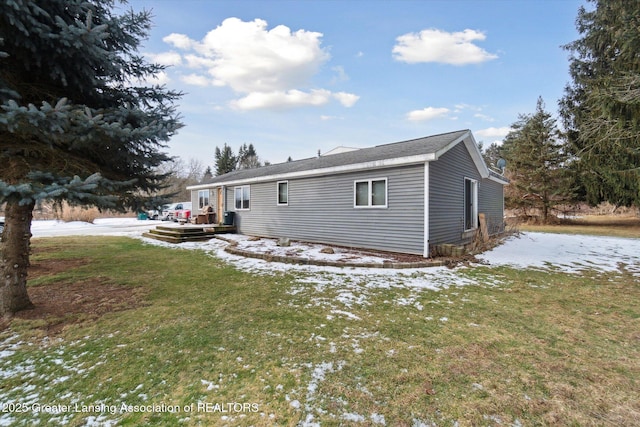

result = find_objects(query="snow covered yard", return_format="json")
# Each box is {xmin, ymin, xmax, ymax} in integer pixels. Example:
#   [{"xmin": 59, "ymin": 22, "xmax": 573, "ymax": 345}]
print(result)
[
  {"xmin": 29, "ymin": 217, "xmax": 640, "ymax": 279},
  {"xmin": 1, "ymin": 219, "xmax": 638, "ymax": 425},
  {"xmin": 30, "ymin": 217, "xmax": 165, "ymax": 238},
  {"xmin": 479, "ymin": 231, "xmax": 640, "ymax": 275}
]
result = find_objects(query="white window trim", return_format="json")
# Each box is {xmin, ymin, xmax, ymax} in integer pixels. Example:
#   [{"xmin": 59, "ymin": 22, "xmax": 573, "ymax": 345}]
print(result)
[
  {"xmin": 234, "ymin": 185, "xmax": 251, "ymax": 211},
  {"xmin": 277, "ymin": 181, "xmax": 289, "ymax": 206},
  {"xmin": 464, "ymin": 177, "xmax": 478, "ymax": 231},
  {"xmin": 353, "ymin": 178, "xmax": 388, "ymax": 209},
  {"xmin": 198, "ymin": 189, "xmax": 210, "ymax": 209}
]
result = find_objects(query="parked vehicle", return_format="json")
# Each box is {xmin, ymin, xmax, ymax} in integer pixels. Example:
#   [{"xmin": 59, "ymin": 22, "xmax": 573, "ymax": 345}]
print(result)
[
  {"xmin": 175, "ymin": 202, "xmax": 193, "ymax": 223},
  {"xmin": 161, "ymin": 202, "xmax": 191, "ymax": 222},
  {"xmin": 160, "ymin": 203, "xmax": 178, "ymax": 221},
  {"xmin": 146, "ymin": 204, "xmax": 169, "ymax": 220},
  {"xmin": 0, "ymin": 218, "xmax": 4, "ymax": 234}
]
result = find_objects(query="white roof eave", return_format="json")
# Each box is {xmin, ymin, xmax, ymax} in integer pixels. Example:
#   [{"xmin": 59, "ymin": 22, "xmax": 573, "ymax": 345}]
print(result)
[{"xmin": 187, "ymin": 153, "xmax": 437, "ymax": 190}]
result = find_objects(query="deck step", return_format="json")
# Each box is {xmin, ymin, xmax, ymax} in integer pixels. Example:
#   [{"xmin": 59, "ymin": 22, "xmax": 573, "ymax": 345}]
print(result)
[
  {"xmin": 202, "ymin": 225, "xmax": 237, "ymax": 234},
  {"xmin": 142, "ymin": 224, "xmax": 236, "ymax": 244},
  {"xmin": 142, "ymin": 232, "xmax": 214, "ymax": 244},
  {"xmin": 150, "ymin": 228, "xmax": 210, "ymax": 238}
]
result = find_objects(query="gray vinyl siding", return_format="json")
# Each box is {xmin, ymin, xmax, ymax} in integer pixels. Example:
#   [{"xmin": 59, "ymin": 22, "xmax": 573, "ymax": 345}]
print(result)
[
  {"xmin": 478, "ymin": 179, "xmax": 505, "ymax": 235},
  {"xmin": 429, "ymin": 139, "xmax": 482, "ymax": 246},
  {"xmin": 187, "ymin": 133, "xmax": 507, "ymax": 255},
  {"xmin": 227, "ymin": 164, "xmax": 425, "ymax": 255},
  {"xmin": 190, "ymin": 189, "xmax": 215, "ymax": 213}
]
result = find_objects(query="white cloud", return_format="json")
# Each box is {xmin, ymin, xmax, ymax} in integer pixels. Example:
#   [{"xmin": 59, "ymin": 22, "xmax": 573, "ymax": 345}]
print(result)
[
  {"xmin": 181, "ymin": 73, "xmax": 210, "ymax": 87},
  {"xmin": 474, "ymin": 113, "xmax": 495, "ymax": 122},
  {"xmin": 163, "ymin": 33, "xmax": 195, "ymax": 50},
  {"xmin": 140, "ymin": 70, "xmax": 170, "ymax": 86},
  {"xmin": 320, "ymin": 115, "xmax": 341, "ymax": 121},
  {"xmin": 184, "ymin": 54, "xmax": 216, "ymax": 69},
  {"xmin": 454, "ymin": 103, "xmax": 483, "ymax": 112},
  {"xmin": 476, "ymin": 126, "xmax": 511, "ymax": 142},
  {"xmin": 393, "ymin": 28, "xmax": 498, "ymax": 65},
  {"xmin": 331, "ymin": 66, "xmax": 349, "ymax": 83},
  {"xmin": 406, "ymin": 107, "xmax": 450, "ymax": 121},
  {"xmin": 197, "ymin": 18, "xmax": 329, "ymax": 93},
  {"xmin": 158, "ymin": 17, "xmax": 358, "ymax": 110},
  {"xmin": 230, "ymin": 89, "xmax": 333, "ymax": 110},
  {"xmin": 333, "ymin": 92, "xmax": 359, "ymax": 107},
  {"xmin": 147, "ymin": 51, "xmax": 182, "ymax": 66},
  {"xmin": 452, "ymin": 103, "xmax": 495, "ymax": 122}
]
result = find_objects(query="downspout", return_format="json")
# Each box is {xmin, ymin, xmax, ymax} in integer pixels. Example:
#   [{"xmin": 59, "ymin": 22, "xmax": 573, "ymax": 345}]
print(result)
[{"xmin": 423, "ymin": 162, "xmax": 430, "ymax": 258}]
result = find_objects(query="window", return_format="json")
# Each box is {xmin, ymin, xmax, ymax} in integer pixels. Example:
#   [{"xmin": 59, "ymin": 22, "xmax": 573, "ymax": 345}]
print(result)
[
  {"xmin": 234, "ymin": 185, "xmax": 250, "ymax": 210},
  {"xmin": 198, "ymin": 190, "xmax": 210, "ymax": 209},
  {"xmin": 354, "ymin": 178, "xmax": 387, "ymax": 208},
  {"xmin": 464, "ymin": 178, "xmax": 478, "ymax": 230},
  {"xmin": 277, "ymin": 181, "xmax": 288, "ymax": 206}
]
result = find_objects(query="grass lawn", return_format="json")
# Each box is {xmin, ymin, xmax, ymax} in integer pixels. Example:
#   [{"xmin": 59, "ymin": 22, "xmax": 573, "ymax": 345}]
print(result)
[{"xmin": 1, "ymin": 234, "xmax": 639, "ymax": 426}]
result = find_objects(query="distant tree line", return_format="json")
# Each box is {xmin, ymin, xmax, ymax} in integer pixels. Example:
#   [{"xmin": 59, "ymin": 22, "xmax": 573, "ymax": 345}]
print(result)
[
  {"xmin": 151, "ymin": 143, "xmax": 269, "ymax": 202},
  {"xmin": 482, "ymin": 0, "xmax": 639, "ymax": 222}
]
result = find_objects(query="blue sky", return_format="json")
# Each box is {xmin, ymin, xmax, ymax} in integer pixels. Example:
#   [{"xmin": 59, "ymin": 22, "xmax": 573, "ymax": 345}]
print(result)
[{"xmin": 128, "ymin": 0, "xmax": 587, "ymax": 168}]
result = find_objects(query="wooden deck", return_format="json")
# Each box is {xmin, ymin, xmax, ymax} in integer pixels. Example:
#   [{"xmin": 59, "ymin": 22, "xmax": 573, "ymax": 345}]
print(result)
[{"xmin": 142, "ymin": 224, "xmax": 236, "ymax": 244}]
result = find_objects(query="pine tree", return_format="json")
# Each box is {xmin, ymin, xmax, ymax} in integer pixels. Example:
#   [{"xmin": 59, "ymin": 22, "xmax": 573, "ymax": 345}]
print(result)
[
  {"xmin": 0, "ymin": 0, "xmax": 182, "ymax": 315},
  {"xmin": 502, "ymin": 98, "xmax": 574, "ymax": 222},
  {"xmin": 237, "ymin": 143, "xmax": 262, "ymax": 170},
  {"xmin": 214, "ymin": 144, "xmax": 237, "ymax": 176},
  {"xmin": 478, "ymin": 141, "xmax": 502, "ymax": 171},
  {"xmin": 560, "ymin": 0, "xmax": 640, "ymax": 208}
]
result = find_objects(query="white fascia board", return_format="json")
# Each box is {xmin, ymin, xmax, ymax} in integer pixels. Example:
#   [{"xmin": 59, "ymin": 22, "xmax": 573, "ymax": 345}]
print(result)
[
  {"xmin": 432, "ymin": 130, "xmax": 508, "ymax": 186},
  {"xmin": 187, "ymin": 153, "xmax": 437, "ymax": 190},
  {"xmin": 187, "ymin": 183, "xmax": 219, "ymax": 190},
  {"xmin": 488, "ymin": 175, "xmax": 510, "ymax": 185}
]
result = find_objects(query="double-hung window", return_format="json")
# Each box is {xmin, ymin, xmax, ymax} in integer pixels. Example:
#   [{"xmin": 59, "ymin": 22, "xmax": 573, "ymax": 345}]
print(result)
[
  {"xmin": 354, "ymin": 178, "xmax": 387, "ymax": 208},
  {"xmin": 234, "ymin": 185, "xmax": 250, "ymax": 210},
  {"xmin": 277, "ymin": 181, "xmax": 288, "ymax": 206}
]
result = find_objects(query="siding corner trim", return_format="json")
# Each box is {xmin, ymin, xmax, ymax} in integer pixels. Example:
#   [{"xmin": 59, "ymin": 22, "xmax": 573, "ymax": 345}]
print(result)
[{"xmin": 423, "ymin": 161, "xmax": 430, "ymax": 258}]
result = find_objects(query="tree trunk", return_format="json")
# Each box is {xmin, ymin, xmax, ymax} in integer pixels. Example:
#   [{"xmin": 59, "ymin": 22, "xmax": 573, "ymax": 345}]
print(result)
[{"xmin": 0, "ymin": 199, "xmax": 35, "ymax": 317}]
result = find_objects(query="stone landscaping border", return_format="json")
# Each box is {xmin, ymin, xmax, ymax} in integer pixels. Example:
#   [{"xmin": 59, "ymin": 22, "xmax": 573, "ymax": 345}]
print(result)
[{"xmin": 215, "ymin": 236, "xmax": 447, "ymax": 269}]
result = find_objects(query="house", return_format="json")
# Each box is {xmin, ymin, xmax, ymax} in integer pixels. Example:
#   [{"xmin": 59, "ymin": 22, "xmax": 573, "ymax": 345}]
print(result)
[{"xmin": 187, "ymin": 129, "xmax": 508, "ymax": 257}]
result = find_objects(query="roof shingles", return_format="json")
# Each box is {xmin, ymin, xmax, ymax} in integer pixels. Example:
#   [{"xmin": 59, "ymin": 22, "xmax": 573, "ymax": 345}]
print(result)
[{"xmin": 197, "ymin": 129, "xmax": 470, "ymax": 187}]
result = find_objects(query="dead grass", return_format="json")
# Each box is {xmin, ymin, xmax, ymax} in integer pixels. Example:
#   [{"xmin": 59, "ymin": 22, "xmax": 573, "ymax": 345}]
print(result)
[
  {"xmin": 54, "ymin": 202, "xmax": 100, "ymax": 223},
  {"xmin": 511, "ymin": 215, "xmax": 640, "ymax": 238}
]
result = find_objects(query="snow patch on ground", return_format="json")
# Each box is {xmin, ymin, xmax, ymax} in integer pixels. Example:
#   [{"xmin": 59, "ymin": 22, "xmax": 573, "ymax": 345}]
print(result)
[
  {"xmin": 31, "ymin": 217, "xmax": 164, "ymax": 238},
  {"xmin": 134, "ymin": 229, "xmax": 640, "ymax": 324},
  {"xmin": 478, "ymin": 232, "xmax": 640, "ymax": 276},
  {"xmin": 0, "ymin": 334, "xmax": 116, "ymax": 426}
]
